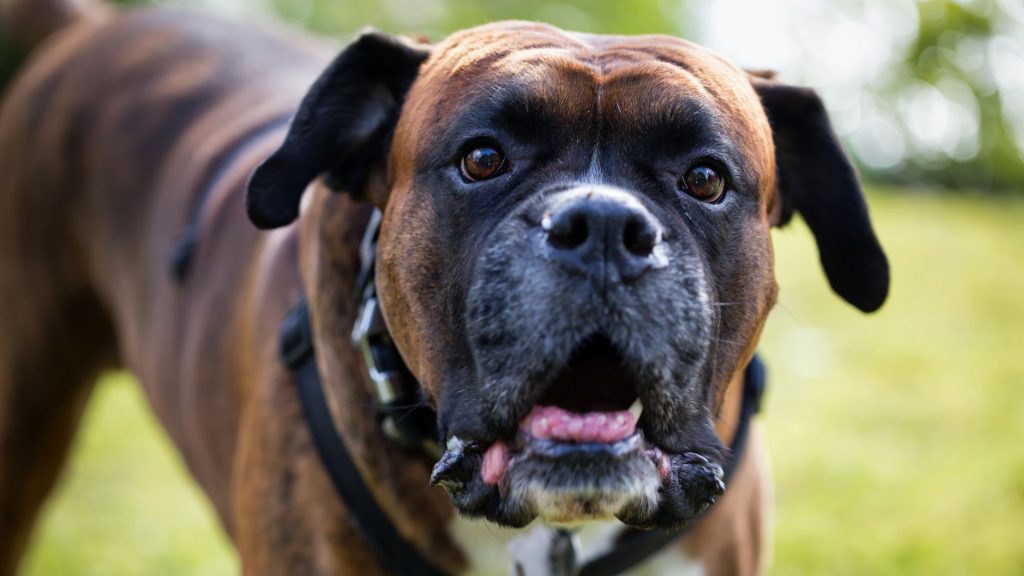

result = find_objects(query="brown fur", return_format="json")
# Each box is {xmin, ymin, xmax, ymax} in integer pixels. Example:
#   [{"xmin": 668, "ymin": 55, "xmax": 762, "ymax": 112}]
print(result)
[{"xmin": 0, "ymin": 7, "xmax": 778, "ymax": 576}]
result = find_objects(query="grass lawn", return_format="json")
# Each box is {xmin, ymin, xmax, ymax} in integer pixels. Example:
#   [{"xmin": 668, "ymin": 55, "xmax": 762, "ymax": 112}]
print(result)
[{"xmin": 17, "ymin": 189, "xmax": 1024, "ymax": 575}]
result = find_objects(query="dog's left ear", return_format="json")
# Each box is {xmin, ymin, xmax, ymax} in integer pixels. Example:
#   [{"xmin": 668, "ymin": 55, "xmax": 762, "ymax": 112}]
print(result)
[
  {"xmin": 751, "ymin": 77, "xmax": 890, "ymax": 313},
  {"xmin": 247, "ymin": 31, "xmax": 430, "ymax": 229}
]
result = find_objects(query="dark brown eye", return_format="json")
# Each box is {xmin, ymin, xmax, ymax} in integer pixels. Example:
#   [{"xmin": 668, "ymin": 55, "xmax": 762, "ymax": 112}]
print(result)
[
  {"xmin": 682, "ymin": 165, "xmax": 725, "ymax": 202},
  {"xmin": 460, "ymin": 146, "xmax": 506, "ymax": 181}
]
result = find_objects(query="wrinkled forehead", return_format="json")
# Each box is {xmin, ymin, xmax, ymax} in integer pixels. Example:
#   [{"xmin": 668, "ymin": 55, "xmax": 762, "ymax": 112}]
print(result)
[{"xmin": 396, "ymin": 22, "xmax": 774, "ymax": 183}]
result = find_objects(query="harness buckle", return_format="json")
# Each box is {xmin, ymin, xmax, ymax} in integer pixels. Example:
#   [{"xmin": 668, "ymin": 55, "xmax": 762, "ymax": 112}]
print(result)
[
  {"xmin": 352, "ymin": 294, "xmax": 440, "ymax": 456},
  {"xmin": 509, "ymin": 526, "xmax": 580, "ymax": 576},
  {"xmin": 352, "ymin": 296, "xmax": 402, "ymax": 407}
]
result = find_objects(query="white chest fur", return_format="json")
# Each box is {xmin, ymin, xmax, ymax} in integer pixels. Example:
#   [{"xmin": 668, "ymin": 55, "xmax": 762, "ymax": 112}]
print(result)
[{"xmin": 448, "ymin": 516, "xmax": 704, "ymax": 576}]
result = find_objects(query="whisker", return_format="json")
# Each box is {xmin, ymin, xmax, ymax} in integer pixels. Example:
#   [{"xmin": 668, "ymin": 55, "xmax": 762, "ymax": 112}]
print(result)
[
  {"xmin": 389, "ymin": 397, "xmax": 440, "ymax": 426},
  {"xmin": 360, "ymin": 400, "xmax": 420, "ymax": 410},
  {"xmin": 775, "ymin": 299, "xmax": 805, "ymax": 328}
]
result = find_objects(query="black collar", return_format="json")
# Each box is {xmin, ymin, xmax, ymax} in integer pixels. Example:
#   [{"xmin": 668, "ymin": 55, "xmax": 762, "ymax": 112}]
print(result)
[{"xmin": 278, "ymin": 209, "xmax": 767, "ymax": 576}]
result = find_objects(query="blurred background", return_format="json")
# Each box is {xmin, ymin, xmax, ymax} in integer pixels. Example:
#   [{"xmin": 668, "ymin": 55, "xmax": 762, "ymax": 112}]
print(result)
[{"xmin": 3, "ymin": 0, "xmax": 1023, "ymax": 574}]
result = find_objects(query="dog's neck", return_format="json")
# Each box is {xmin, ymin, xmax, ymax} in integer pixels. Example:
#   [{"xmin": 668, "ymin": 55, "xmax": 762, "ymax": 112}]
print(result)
[{"xmin": 297, "ymin": 188, "xmax": 466, "ymax": 572}]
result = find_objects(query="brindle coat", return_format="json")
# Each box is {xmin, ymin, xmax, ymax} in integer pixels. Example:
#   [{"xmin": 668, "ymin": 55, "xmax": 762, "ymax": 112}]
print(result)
[{"xmin": 0, "ymin": 1, "xmax": 886, "ymax": 575}]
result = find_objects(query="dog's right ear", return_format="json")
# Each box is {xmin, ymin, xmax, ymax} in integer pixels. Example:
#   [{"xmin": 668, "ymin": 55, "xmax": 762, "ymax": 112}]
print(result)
[{"xmin": 246, "ymin": 31, "xmax": 430, "ymax": 229}]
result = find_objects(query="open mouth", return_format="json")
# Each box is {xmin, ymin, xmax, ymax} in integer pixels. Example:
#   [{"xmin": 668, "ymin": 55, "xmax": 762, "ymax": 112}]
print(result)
[
  {"xmin": 480, "ymin": 403, "xmax": 672, "ymax": 486},
  {"xmin": 433, "ymin": 333, "xmax": 725, "ymax": 528},
  {"xmin": 477, "ymin": 335, "xmax": 674, "ymax": 523}
]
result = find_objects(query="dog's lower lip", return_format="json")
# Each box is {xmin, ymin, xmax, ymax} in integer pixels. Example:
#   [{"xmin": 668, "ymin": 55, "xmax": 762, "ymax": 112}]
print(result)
[{"xmin": 479, "ymin": 403, "xmax": 670, "ymax": 486}]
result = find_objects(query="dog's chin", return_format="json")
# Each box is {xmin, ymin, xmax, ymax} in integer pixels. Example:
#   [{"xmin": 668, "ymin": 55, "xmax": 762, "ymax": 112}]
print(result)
[
  {"xmin": 496, "ymin": 427, "xmax": 665, "ymax": 526},
  {"xmin": 434, "ymin": 406, "xmax": 726, "ymax": 530}
]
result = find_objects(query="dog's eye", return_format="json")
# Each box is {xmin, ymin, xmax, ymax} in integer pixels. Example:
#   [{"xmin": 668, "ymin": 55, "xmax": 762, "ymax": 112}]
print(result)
[
  {"xmin": 460, "ymin": 147, "xmax": 507, "ymax": 182},
  {"xmin": 681, "ymin": 165, "xmax": 725, "ymax": 202}
]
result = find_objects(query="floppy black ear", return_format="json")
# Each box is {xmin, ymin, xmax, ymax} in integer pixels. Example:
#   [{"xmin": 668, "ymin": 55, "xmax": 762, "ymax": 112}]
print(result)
[
  {"xmin": 753, "ymin": 78, "xmax": 890, "ymax": 313},
  {"xmin": 246, "ymin": 31, "xmax": 430, "ymax": 229}
]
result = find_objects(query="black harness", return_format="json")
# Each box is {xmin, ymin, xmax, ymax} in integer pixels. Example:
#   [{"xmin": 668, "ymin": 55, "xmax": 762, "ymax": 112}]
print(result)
[{"xmin": 173, "ymin": 199, "xmax": 766, "ymax": 575}]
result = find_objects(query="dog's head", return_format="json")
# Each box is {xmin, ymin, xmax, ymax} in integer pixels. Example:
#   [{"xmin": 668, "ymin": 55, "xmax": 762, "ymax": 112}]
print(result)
[{"xmin": 247, "ymin": 22, "xmax": 888, "ymax": 530}]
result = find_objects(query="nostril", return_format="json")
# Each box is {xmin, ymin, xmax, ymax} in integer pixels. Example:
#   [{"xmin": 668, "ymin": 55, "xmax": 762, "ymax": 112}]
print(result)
[
  {"xmin": 623, "ymin": 215, "xmax": 657, "ymax": 256},
  {"xmin": 547, "ymin": 210, "xmax": 589, "ymax": 250}
]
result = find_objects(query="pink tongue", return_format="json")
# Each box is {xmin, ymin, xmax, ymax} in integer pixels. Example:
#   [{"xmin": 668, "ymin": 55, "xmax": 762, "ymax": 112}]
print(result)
[
  {"xmin": 479, "ymin": 406, "xmax": 638, "ymax": 486},
  {"xmin": 523, "ymin": 405, "xmax": 637, "ymax": 443},
  {"xmin": 481, "ymin": 441, "xmax": 508, "ymax": 485}
]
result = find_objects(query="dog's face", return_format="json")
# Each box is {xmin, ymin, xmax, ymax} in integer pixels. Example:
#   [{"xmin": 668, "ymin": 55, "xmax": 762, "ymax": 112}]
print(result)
[
  {"xmin": 381, "ymin": 24, "xmax": 780, "ymax": 528},
  {"xmin": 247, "ymin": 22, "xmax": 889, "ymax": 530}
]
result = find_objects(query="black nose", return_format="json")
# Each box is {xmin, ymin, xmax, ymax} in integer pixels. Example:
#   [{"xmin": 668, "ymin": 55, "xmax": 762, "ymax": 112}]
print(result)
[{"xmin": 543, "ymin": 193, "xmax": 662, "ymax": 284}]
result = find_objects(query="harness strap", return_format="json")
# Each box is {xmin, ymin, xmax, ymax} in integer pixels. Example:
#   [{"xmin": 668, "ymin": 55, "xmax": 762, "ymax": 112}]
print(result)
[
  {"xmin": 170, "ymin": 114, "xmax": 292, "ymax": 282},
  {"xmin": 281, "ymin": 302, "xmax": 447, "ymax": 576},
  {"xmin": 279, "ymin": 297, "xmax": 766, "ymax": 576}
]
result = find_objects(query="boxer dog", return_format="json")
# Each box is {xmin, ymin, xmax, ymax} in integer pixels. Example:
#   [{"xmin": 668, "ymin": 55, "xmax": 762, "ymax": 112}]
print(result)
[{"xmin": 0, "ymin": 0, "xmax": 888, "ymax": 574}]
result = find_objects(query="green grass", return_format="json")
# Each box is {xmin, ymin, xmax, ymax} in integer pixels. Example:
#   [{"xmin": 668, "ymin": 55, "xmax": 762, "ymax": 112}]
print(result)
[
  {"xmin": 761, "ymin": 189, "xmax": 1024, "ymax": 575},
  {"xmin": 18, "ymin": 374, "xmax": 238, "ymax": 575},
  {"xmin": 18, "ymin": 189, "xmax": 1024, "ymax": 575}
]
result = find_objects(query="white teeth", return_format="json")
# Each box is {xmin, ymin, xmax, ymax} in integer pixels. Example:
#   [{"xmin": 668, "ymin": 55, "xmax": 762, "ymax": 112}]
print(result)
[{"xmin": 629, "ymin": 399, "xmax": 643, "ymax": 422}]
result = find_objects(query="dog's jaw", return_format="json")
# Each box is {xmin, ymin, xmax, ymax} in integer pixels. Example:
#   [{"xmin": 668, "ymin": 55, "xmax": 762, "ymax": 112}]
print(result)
[{"xmin": 478, "ymin": 405, "xmax": 669, "ymax": 524}]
